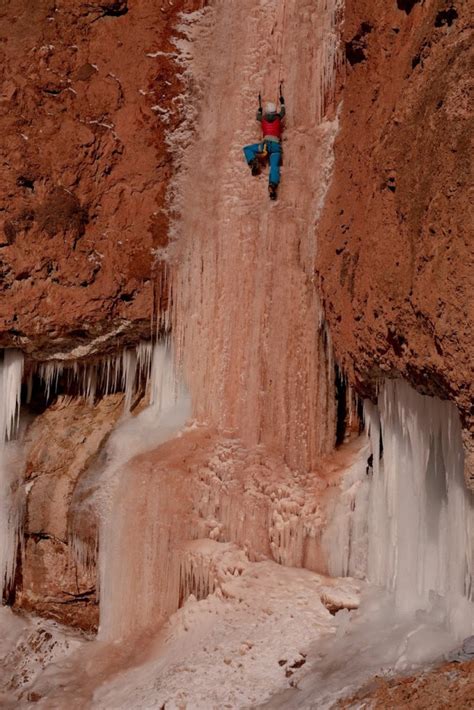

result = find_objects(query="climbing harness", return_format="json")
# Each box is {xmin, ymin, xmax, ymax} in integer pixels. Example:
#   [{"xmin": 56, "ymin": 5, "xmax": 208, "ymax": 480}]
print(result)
[{"xmin": 257, "ymin": 141, "xmax": 268, "ymax": 161}]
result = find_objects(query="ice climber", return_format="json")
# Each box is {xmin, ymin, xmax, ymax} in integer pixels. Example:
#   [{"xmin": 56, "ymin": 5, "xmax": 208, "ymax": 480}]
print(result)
[{"xmin": 243, "ymin": 87, "xmax": 285, "ymax": 201}]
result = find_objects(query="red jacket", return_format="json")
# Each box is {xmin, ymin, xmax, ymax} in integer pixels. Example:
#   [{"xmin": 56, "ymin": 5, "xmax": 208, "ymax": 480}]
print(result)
[{"xmin": 261, "ymin": 115, "xmax": 282, "ymax": 139}]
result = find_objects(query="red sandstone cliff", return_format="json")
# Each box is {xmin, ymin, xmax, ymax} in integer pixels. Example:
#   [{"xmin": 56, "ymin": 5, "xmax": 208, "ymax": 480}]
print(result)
[
  {"xmin": 0, "ymin": 0, "xmax": 202, "ymax": 629},
  {"xmin": 0, "ymin": 0, "xmax": 202, "ymax": 359},
  {"xmin": 4, "ymin": 0, "xmax": 472, "ymax": 630},
  {"xmin": 3, "ymin": 0, "xmax": 471, "ymax": 423},
  {"xmin": 0, "ymin": 0, "xmax": 471, "ymax": 704},
  {"xmin": 318, "ymin": 0, "xmax": 473, "ymax": 442}
]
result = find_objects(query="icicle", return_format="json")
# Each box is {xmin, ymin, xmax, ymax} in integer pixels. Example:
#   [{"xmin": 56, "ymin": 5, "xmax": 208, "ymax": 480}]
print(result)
[
  {"xmin": 178, "ymin": 547, "xmax": 217, "ymax": 606},
  {"xmin": 84, "ymin": 364, "xmax": 97, "ymax": 404},
  {"xmin": 0, "ymin": 349, "xmax": 24, "ymax": 598},
  {"xmin": 149, "ymin": 337, "xmax": 179, "ymax": 412},
  {"xmin": 156, "ymin": 260, "xmax": 172, "ymax": 335},
  {"xmin": 370, "ymin": 380, "xmax": 474, "ymax": 637},
  {"xmin": 321, "ymin": 444, "xmax": 370, "ymax": 580},
  {"xmin": 68, "ymin": 528, "xmax": 98, "ymax": 577},
  {"xmin": 33, "ymin": 342, "xmax": 159, "ymax": 410},
  {"xmin": 0, "ymin": 350, "xmax": 23, "ymax": 443},
  {"xmin": 137, "ymin": 341, "xmax": 153, "ymax": 384},
  {"xmin": 121, "ymin": 350, "xmax": 137, "ymax": 412}
]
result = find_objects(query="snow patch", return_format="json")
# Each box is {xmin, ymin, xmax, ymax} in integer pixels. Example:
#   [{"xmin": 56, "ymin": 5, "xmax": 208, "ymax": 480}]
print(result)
[{"xmin": 93, "ymin": 543, "xmax": 360, "ymax": 709}]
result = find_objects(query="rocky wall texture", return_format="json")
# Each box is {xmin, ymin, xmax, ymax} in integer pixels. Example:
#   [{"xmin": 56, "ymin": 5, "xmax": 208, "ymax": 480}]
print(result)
[
  {"xmin": 317, "ymin": 0, "xmax": 473, "ymax": 441},
  {"xmin": 13, "ymin": 393, "xmax": 125, "ymax": 630},
  {"xmin": 340, "ymin": 659, "xmax": 474, "ymax": 709},
  {"xmin": 0, "ymin": 0, "xmax": 203, "ymax": 359}
]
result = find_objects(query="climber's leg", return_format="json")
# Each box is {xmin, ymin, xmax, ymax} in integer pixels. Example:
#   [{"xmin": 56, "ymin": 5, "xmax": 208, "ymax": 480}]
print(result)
[
  {"xmin": 268, "ymin": 143, "xmax": 282, "ymax": 199},
  {"xmin": 243, "ymin": 143, "xmax": 260, "ymax": 163},
  {"xmin": 268, "ymin": 143, "xmax": 282, "ymax": 186},
  {"xmin": 243, "ymin": 143, "xmax": 261, "ymax": 175}
]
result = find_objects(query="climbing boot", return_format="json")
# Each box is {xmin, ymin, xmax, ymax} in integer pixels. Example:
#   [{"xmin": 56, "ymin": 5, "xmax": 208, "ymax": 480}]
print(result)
[
  {"xmin": 250, "ymin": 158, "xmax": 260, "ymax": 176},
  {"xmin": 269, "ymin": 182, "xmax": 278, "ymax": 200}
]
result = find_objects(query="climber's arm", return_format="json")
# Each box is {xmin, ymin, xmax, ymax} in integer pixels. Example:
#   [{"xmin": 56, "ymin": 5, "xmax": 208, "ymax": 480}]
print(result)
[
  {"xmin": 279, "ymin": 90, "xmax": 286, "ymax": 119},
  {"xmin": 256, "ymin": 92, "xmax": 263, "ymax": 121}
]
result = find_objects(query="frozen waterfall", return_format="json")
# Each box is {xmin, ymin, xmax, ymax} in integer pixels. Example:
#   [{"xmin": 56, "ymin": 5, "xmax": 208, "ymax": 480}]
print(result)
[
  {"xmin": 367, "ymin": 380, "xmax": 473, "ymax": 637},
  {"xmin": 324, "ymin": 378, "xmax": 473, "ymax": 640},
  {"xmin": 94, "ymin": 342, "xmax": 191, "ymax": 641}
]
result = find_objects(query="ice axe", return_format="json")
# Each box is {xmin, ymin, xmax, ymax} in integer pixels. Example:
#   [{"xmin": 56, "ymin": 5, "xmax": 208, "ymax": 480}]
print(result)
[
  {"xmin": 258, "ymin": 85, "xmax": 284, "ymax": 107},
  {"xmin": 279, "ymin": 81, "xmax": 284, "ymax": 104}
]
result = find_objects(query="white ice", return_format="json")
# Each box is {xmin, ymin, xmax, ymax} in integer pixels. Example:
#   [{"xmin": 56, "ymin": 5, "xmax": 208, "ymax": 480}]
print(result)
[{"xmin": 0, "ymin": 350, "xmax": 24, "ymax": 598}]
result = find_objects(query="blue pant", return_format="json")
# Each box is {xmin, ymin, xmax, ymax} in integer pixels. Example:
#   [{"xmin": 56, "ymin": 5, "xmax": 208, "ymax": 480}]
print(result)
[{"xmin": 243, "ymin": 141, "xmax": 282, "ymax": 185}]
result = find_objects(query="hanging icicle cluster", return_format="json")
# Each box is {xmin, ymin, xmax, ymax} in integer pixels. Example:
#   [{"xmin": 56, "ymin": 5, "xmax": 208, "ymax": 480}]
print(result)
[
  {"xmin": 0, "ymin": 349, "xmax": 24, "ymax": 598},
  {"xmin": 323, "ymin": 379, "xmax": 474, "ymax": 640},
  {"xmin": 30, "ymin": 341, "xmax": 155, "ymax": 411},
  {"xmin": 0, "ymin": 350, "xmax": 23, "ymax": 444},
  {"xmin": 0, "ymin": 341, "xmax": 172, "ymax": 604}
]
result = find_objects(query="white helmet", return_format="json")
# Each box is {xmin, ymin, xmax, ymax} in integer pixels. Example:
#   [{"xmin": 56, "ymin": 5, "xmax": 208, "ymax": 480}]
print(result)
[{"xmin": 265, "ymin": 101, "xmax": 276, "ymax": 114}]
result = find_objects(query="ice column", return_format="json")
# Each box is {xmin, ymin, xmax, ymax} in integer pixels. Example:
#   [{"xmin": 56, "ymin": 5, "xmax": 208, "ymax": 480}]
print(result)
[
  {"xmin": 0, "ymin": 349, "xmax": 24, "ymax": 598},
  {"xmin": 97, "ymin": 342, "xmax": 191, "ymax": 640},
  {"xmin": 366, "ymin": 380, "xmax": 473, "ymax": 637},
  {"xmin": 323, "ymin": 379, "xmax": 473, "ymax": 638}
]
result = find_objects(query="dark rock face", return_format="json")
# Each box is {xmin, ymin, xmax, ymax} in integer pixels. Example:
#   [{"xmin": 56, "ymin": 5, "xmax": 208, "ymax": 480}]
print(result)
[
  {"xmin": 0, "ymin": 0, "xmax": 204, "ymax": 359},
  {"xmin": 317, "ymin": 0, "xmax": 473, "ymax": 434}
]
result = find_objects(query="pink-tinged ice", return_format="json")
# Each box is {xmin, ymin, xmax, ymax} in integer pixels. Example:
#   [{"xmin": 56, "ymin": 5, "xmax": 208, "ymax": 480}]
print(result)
[{"xmin": 169, "ymin": 0, "xmax": 343, "ymax": 472}]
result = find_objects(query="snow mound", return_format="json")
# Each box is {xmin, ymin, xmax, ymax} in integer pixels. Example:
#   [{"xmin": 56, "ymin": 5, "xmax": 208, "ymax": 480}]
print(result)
[{"xmin": 94, "ymin": 541, "xmax": 361, "ymax": 709}]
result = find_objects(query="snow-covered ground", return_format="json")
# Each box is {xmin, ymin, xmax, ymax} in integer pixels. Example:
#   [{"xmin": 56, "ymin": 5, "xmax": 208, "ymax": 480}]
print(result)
[
  {"xmin": 0, "ymin": 606, "xmax": 85, "ymax": 708},
  {"xmin": 1, "ymin": 544, "xmax": 468, "ymax": 709},
  {"xmin": 94, "ymin": 542, "xmax": 360, "ymax": 709},
  {"xmin": 0, "ymin": 544, "xmax": 360, "ymax": 708}
]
